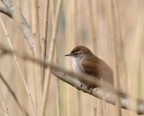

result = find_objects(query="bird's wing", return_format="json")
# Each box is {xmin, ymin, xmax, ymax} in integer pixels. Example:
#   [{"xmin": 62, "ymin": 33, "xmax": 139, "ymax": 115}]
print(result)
[
  {"xmin": 81, "ymin": 60, "xmax": 113, "ymax": 84},
  {"xmin": 81, "ymin": 61, "xmax": 101, "ymax": 78}
]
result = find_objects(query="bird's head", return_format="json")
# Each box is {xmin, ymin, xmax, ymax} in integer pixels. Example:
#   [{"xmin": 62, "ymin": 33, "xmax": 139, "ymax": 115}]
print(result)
[{"xmin": 65, "ymin": 46, "xmax": 93, "ymax": 60}]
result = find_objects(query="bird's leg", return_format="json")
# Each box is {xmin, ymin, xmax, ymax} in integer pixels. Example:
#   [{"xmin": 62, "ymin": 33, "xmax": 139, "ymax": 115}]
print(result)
[
  {"xmin": 79, "ymin": 82, "xmax": 88, "ymax": 90},
  {"xmin": 80, "ymin": 82, "xmax": 94, "ymax": 93},
  {"xmin": 88, "ymin": 87, "xmax": 94, "ymax": 93}
]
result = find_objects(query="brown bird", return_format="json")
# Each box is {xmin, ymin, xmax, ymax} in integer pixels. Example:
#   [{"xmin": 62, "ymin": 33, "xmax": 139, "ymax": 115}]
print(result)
[{"xmin": 65, "ymin": 45, "xmax": 113, "ymax": 89}]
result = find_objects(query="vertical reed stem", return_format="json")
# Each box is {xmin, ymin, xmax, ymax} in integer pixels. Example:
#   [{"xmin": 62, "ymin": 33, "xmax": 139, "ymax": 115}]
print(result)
[
  {"xmin": 41, "ymin": 0, "xmax": 50, "ymax": 89},
  {"xmin": 31, "ymin": 0, "xmax": 42, "ymax": 115},
  {"xmin": 40, "ymin": 0, "xmax": 62, "ymax": 115},
  {"xmin": 108, "ymin": 0, "xmax": 121, "ymax": 115}
]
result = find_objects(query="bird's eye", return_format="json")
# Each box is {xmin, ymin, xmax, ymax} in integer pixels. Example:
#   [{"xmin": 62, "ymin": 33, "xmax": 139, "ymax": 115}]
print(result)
[{"xmin": 74, "ymin": 52, "xmax": 79, "ymax": 56}]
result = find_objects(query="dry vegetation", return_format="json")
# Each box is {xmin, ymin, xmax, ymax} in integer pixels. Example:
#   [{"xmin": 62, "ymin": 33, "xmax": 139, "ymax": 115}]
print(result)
[{"xmin": 0, "ymin": 0, "xmax": 144, "ymax": 116}]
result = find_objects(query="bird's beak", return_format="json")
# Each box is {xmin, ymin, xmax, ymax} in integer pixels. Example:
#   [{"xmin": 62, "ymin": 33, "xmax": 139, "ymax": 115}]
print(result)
[{"xmin": 65, "ymin": 53, "xmax": 72, "ymax": 56}]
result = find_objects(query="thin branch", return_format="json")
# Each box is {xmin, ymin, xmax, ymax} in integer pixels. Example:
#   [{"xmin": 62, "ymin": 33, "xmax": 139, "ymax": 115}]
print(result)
[
  {"xmin": 1, "ymin": 0, "xmax": 34, "ymax": 54},
  {"xmin": 0, "ymin": 45, "xmax": 144, "ymax": 115},
  {"xmin": 0, "ymin": 6, "xmax": 11, "ymax": 18},
  {"xmin": 0, "ymin": 73, "xmax": 29, "ymax": 116},
  {"xmin": 0, "ymin": 45, "xmax": 135, "ymax": 96},
  {"xmin": 52, "ymin": 66, "xmax": 144, "ymax": 115}
]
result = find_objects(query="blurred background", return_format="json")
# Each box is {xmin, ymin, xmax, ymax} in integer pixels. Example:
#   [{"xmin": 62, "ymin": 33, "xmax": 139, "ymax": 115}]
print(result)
[{"xmin": 0, "ymin": 0, "xmax": 144, "ymax": 116}]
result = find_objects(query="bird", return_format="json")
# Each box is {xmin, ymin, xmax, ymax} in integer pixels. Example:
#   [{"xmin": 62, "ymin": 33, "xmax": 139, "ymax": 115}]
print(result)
[{"xmin": 65, "ymin": 45, "xmax": 113, "ymax": 89}]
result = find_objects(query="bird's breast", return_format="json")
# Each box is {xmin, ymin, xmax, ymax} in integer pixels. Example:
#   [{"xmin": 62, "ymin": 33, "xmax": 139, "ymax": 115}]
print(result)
[{"xmin": 72, "ymin": 58, "xmax": 83, "ymax": 74}]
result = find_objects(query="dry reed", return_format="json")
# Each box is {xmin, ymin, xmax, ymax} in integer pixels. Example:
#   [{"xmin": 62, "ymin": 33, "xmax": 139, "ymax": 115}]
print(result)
[
  {"xmin": 0, "ymin": 0, "xmax": 144, "ymax": 116},
  {"xmin": 0, "ymin": 17, "xmax": 37, "ymax": 116}
]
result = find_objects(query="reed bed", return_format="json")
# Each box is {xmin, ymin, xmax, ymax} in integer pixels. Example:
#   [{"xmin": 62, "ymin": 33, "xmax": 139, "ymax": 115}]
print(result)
[{"xmin": 0, "ymin": 0, "xmax": 143, "ymax": 116}]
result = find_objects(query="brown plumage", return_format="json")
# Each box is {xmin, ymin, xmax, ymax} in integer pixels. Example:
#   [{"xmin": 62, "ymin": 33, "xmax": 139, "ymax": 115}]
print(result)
[{"xmin": 65, "ymin": 46, "xmax": 113, "ymax": 88}]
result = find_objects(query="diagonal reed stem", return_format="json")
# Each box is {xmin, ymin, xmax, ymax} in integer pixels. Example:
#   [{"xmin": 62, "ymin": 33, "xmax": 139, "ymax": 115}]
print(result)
[
  {"xmin": 0, "ymin": 73, "xmax": 29, "ymax": 116},
  {"xmin": 0, "ymin": 17, "xmax": 37, "ymax": 116},
  {"xmin": 0, "ymin": 87, "xmax": 9, "ymax": 116}
]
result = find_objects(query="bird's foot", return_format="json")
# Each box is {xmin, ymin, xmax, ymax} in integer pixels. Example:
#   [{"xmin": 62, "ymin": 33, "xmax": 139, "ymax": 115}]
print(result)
[{"xmin": 87, "ymin": 87, "xmax": 94, "ymax": 93}]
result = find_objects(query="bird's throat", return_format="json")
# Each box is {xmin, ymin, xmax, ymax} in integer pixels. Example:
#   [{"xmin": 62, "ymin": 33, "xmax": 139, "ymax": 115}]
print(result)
[{"xmin": 72, "ymin": 58, "xmax": 82, "ymax": 74}]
